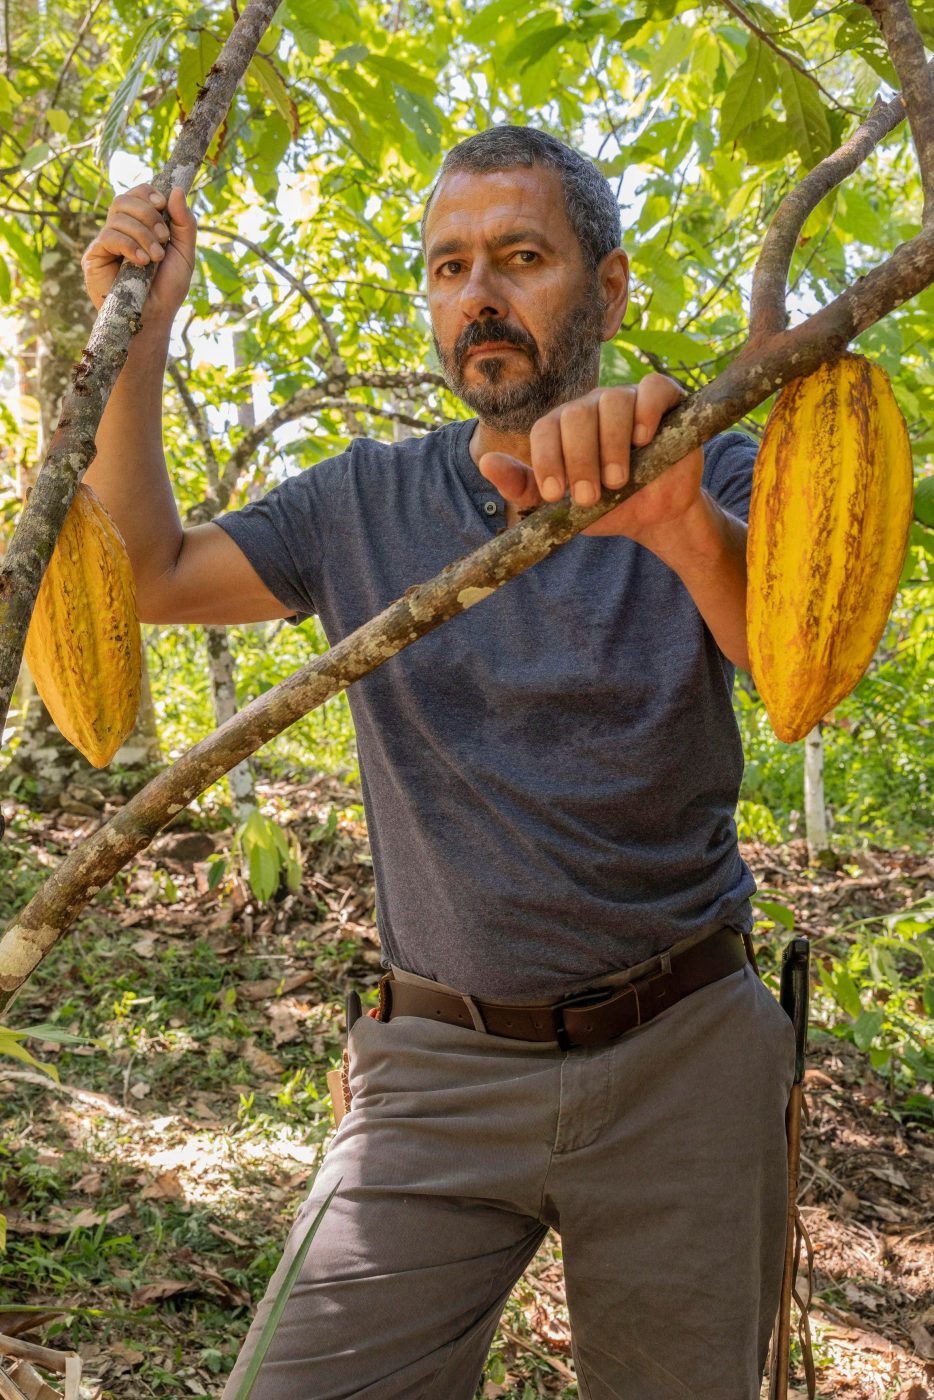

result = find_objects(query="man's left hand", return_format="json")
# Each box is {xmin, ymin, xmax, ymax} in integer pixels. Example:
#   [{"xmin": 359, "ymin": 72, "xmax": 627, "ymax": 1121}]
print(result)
[{"xmin": 478, "ymin": 374, "xmax": 702, "ymax": 544}]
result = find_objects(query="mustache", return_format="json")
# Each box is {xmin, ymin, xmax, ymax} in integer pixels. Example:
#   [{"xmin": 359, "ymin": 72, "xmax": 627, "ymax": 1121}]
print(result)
[{"xmin": 455, "ymin": 320, "xmax": 538, "ymax": 368}]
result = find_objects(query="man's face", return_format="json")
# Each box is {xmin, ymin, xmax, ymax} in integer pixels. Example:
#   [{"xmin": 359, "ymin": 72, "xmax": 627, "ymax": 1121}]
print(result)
[{"xmin": 425, "ymin": 167, "xmax": 609, "ymax": 434}]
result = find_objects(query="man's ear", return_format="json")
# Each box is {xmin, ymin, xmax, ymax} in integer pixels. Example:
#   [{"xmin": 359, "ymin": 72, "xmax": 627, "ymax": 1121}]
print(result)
[{"xmin": 600, "ymin": 248, "xmax": 629, "ymax": 341}]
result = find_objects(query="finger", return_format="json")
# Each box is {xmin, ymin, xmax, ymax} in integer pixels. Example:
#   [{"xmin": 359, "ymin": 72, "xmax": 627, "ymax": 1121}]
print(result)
[
  {"xmin": 106, "ymin": 210, "xmax": 168, "ymax": 262},
  {"xmin": 597, "ymin": 385, "xmax": 636, "ymax": 490},
  {"xmin": 165, "ymin": 186, "xmax": 198, "ymax": 262},
  {"xmin": 632, "ymin": 372, "xmax": 684, "ymax": 447},
  {"xmin": 558, "ymin": 397, "xmax": 601, "ymax": 507},
  {"xmin": 88, "ymin": 229, "xmax": 153, "ymax": 266},
  {"xmin": 478, "ymin": 452, "xmax": 542, "ymax": 511},
  {"xmin": 529, "ymin": 414, "xmax": 566, "ymax": 503}
]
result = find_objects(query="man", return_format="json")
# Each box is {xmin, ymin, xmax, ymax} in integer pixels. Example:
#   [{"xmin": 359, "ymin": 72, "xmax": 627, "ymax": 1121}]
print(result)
[{"xmin": 83, "ymin": 126, "xmax": 794, "ymax": 1398}]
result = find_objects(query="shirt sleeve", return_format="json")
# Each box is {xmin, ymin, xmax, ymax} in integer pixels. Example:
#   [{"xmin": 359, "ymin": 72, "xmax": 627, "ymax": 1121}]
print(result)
[
  {"xmin": 701, "ymin": 431, "xmax": 758, "ymax": 525},
  {"xmin": 213, "ymin": 450, "xmax": 351, "ymax": 624}
]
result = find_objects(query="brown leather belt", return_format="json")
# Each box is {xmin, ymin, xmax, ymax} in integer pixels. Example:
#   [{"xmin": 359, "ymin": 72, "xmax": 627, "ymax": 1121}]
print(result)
[{"xmin": 377, "ymin": 928, "xmax": 748, "ymax": 1050}]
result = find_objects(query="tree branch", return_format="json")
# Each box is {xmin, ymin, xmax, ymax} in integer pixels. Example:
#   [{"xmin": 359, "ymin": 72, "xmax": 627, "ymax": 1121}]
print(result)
[
  {"xmin": 221, "ymin": 368, "xmax": 446, "ymax": 493},
  {"xmin": 0, "ymin": 0, "xmax": 282, "ymax": 756},
  {"xmin": 749, "ymin": 63, "xmax": 930, "ymax": 342},
  {"xmin": 166, "ymin": 357, "xmax": 220, "ymax": 495},
  {"xmin": 860, "ymin": 0, "xmax": 934, "ymax": 220},
  {"xmin": 3, "ymin": 211, "xmax": 933, "ymax": 1011}
]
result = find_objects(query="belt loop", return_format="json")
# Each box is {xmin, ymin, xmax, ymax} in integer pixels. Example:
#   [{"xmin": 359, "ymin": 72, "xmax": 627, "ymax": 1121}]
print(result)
[
  {"xmin": 659, "ymin": 950, "xmax": 672, "ymax": 977},
  {"xmin": 461, "ymin": 994, "xmax": 488, "ymax": 1033},
  {"xmin": 377, "ymin": 974, "xmax": 393, "ymax": 1022}
]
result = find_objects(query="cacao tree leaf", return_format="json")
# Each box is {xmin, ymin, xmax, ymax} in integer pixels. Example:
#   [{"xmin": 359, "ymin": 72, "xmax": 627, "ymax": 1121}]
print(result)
[
  {"xmin": 913, "ymin": 477, "xmax": 934, "ymax": 529},
  {"xmin": 95, "ymin": 19, "xmax": 168, "ymax": 170},
  {"xmin": 852, "ymin": 1009, "xmax": 885, "ymax": 1051},
  {"xmin": 248, "ymin": 54, "xmax": 300, "ymax": 139},
  {"xmin": 720, "ymin": 39, "xmax": 777, "ymax": 143},
  {"xmin": 738, "ymin": 114, "xmax": 794, "ymax": 165},
  {"xmin": 505, "ymin": 24, "xmax": 574, "ymax": 70},
  {"xmin": 779, "ymin": 65, "xmax": 832, "ymax": 167},
  {"xmin": 364, "ymin": 53, "xmax": 436, "ymax": 99},
  {"xmin": 789, "ymin": 0, "xmax": 817, "ymax": 18}
]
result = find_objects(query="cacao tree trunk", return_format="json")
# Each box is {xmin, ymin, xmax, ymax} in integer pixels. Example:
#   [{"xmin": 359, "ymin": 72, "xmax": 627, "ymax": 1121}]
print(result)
[
  {"xmin": 804, "ymin": 723, "xmax": 830, "ymax": 863},
  {"xmin": 202, "ymin": 329, "xmax": 255, "ymax": 815}
]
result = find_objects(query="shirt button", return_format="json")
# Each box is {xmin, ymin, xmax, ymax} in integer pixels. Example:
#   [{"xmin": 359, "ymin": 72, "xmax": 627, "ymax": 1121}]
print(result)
[{"xmin": 483, "ymin": 499, "xmax": 498, "ymax": 516}]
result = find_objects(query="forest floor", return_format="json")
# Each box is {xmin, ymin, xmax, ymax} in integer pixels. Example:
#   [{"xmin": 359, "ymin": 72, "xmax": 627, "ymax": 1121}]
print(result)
[{"xmin": 0, "ymin": 774, "xmax": 932, "ymax": 1400}]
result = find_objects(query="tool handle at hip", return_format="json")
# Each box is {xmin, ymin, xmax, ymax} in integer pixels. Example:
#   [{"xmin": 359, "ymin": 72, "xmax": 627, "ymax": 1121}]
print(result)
[{"xmin": 780, "ymin": 937, "xmax": 810, "ymax": 1084}]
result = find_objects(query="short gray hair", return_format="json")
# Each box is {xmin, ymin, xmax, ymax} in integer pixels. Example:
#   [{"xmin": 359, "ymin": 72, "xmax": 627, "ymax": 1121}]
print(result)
[{"xmin": 422, "ymin": 125, "xmax": 621, "ymax": 272}]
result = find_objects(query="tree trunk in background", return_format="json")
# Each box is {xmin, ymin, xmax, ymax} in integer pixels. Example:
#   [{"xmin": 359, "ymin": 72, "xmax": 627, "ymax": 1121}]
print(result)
[
  {"xmin": 3, "ymin": 213, "xmax": 162, "ymax": 806},
  {"xmin": 202, "ymin": 329, "xmax": 255, "ymax": 817},
  {"xmin": 804, "ymin": 723, "xmax": 829, "ymax": 863}
]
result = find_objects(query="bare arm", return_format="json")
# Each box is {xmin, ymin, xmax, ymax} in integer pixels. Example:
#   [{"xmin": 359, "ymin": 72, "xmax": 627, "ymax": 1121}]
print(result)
[{"xmin": 81, "ymin": 184, "xmax": 290, "ymax": 625}]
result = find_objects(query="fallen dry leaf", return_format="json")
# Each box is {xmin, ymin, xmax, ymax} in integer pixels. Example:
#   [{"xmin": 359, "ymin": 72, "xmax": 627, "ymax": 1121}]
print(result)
[
  {"xmin": 911, "ymin": 1320, "xmax": 934, "ymax": 1361},
  {"xmin": 238, "ymin": 971, "xmax": 315, "ymax": 1002},
  {"xmin": 243, "ymin": 1042, "xmax": 284, "ymax": 1077},
  {"xmin": 266, "ymin": 1002, "xmax": 304, "ymax": 1046},
  {"xmin": 131, "ymin": 1279, "xmax": 195, "ymax": 1307},
  {"xmin": 128, "ymin": 1081, "xmax": 151, "ymax": 1100},
  {"xmin": 140, "ymin": 1168, "xmax": 185, "ymax": 1202},
  {"xmin": 48, "ymin": 1204, "xmax": 130, "ymax": 1231},
  {"xmin": 109, "ymin": 1344, "xmax": 144, "ymax": 1367}
]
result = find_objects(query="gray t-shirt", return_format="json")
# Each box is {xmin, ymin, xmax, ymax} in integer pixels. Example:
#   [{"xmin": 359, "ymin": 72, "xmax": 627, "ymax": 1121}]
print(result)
[{"xmin": 216, "ymin": 417, "xmax": 758, "ymax": 1001}]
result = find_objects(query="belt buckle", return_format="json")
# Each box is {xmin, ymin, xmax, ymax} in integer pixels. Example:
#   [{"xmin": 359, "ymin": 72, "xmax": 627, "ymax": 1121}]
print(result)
[{"xmin": 552, "ymin": 986, "xmax": 618, "ymax": 1051}]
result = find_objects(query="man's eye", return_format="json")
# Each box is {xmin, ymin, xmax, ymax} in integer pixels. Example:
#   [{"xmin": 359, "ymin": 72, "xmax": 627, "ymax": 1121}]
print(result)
[
  {"xmin": 438, "ymin": 260, "xmax": 463, "ymax": 276},
  {"xmin": 513, "ymin": 251, "xmax": 538, "ymax": 264}
]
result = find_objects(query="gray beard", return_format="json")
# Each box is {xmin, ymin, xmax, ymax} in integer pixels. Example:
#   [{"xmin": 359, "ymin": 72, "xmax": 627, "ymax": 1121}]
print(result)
[{"xmin": 432, "ymin": 286, "xmax": 606, "ymax": 434}]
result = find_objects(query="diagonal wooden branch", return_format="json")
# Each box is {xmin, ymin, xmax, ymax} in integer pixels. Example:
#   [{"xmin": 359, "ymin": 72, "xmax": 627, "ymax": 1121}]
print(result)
[
  {"xmin": 2, "ymin": 214, "xmax": 933, "ymax": 1013},
  {"xmin": 2, "ymin": 1, "xmax": 933, "ymax": 1013},
  {"xmin": 0, "ymin": 0, "xmax": 282, "ymax": 753}
]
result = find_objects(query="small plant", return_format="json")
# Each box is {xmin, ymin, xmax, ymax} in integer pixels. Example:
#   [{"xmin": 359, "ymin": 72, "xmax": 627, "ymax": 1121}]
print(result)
[{"xmin": 207, "ymin": 806, "xmax": 304, "ymax": 904}]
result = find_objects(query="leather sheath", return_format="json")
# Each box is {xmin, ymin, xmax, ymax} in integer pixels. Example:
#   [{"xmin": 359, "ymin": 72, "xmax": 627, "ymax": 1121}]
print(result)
[{"xmin": 378, "ymin": 927, "xmax": 747, "ymax": 1049}]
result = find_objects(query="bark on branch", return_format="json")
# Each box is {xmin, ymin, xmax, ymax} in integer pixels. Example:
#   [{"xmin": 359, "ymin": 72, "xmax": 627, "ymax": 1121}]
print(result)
[
  {"xmin": 0, "ymin": 0, "xmax": 932, "ymax": 1013},
  {"xmin": 0, "ymin": 0, "xmax": 282, "ymax": 750}
]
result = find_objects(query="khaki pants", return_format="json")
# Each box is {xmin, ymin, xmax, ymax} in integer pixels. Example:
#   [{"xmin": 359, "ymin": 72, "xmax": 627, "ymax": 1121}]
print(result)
[{"xmin": 223, "ymin": 950, "xmax": 794, "ymax": 1399}]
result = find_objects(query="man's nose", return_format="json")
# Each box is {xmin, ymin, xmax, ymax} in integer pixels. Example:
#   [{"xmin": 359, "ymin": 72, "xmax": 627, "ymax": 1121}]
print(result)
[{"xmin": 459, "ymin": 262, "xmax": 508, "ymax": 322}]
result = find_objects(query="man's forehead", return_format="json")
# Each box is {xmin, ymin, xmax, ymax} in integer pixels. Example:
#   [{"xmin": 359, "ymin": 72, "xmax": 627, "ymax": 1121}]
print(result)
[{"xmin": 424, "ymin": 166, "xmax": 573, "ymax": 251}]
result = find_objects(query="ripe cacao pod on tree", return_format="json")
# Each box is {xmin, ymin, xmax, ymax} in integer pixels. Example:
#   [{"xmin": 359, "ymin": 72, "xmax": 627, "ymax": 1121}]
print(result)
[
  {"xmin": 747, "ymin": 352, "xmax": 913, "ymax": 744},
  {"xmin": 24, "ymin": 483, "xmax": 141, "ymax": 767}
]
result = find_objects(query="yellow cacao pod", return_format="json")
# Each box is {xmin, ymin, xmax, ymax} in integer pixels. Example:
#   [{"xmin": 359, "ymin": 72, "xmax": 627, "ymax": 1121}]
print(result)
[
  {"xmin": 24, "ymin": 484, "xmax": 141, "ymax": 768},
  {"xmin": 747, "ymin": 353, "xmax": 913, "ymax": 744}
]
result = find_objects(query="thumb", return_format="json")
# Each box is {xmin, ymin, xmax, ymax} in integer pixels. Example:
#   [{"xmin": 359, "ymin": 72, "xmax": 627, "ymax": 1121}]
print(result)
[
  {"xmin": 166, "ymin": 186, "xmax": 197, "ymax": 259},
  {"xmin": 479, "ymin": 452, "xmax": 542, "ymax": 511}
]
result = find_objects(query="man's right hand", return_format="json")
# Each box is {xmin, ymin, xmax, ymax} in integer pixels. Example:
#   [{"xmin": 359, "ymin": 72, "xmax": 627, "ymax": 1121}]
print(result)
[{"xmin": 81, "ymin": 184, "xmax": 197, "ymax": 329}]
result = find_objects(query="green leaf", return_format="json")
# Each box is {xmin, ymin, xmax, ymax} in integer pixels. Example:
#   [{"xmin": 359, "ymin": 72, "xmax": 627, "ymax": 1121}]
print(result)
[
  {"xmin": 0, "ymin": 258, "xmax": 10, "ymax": 305},
  {"xmin": 200, "ymin": 245, "xmax": 241, "ymax": 295},
  {"xmin": 738, "ymin": 115, "xmax": 794, "ymax": 165},
  {"xmin": 505, "ymin": 23, "xmax": 573, "ymax": 70},
  {"xmin": 394, "ymin": 87, "xmax": 442, "ymax": 157},
  {"xmin": 910, "ymin": 521, "xmax": 934, "ymax": 560},
  {"xmin": 0, "ymin": 1028, "xmax": 59, "ymax": 1081},
  {"xmin": 231, "ymin": 1182, "xmax": 339, "ymax": 1400},
  {"xmin": 751, "ymin": 897, "xmax": 795, "ymax": 931},
  {"xmin": 46, "ymin": 108, "xmax": 70, "ymax": 135},
  {"xmin": 248, "ymin": 54, "xmax": 300, "ymax": 139},
  {"xmin": 96, "ymin": 21, "xmax": 168, "ymax": 169},
  {"xmin": 852, "ymin": 1009, "xmax": 885, "ymax": 1051},
  {"xmin": 621, "ymin": 328, "xmax": 709, "ymax": 368},
  {"xmin": 249, "ymin": 844, "xmax": 279, "ymax": 903},
  {"xmin": 832, "ymin": 968, "xmax": 863, "ymax": 1019},
  {"xmin": 463, "ymin": 0, "xmax": 522, "ymax": 45},
  {"xmin": 779, "ymin": 64, "xmax": 832, "ymax": 168},
  {"xmin": 914, "ymin": 475, "xmax": 934, "ymax": 529},
  {"xmin": 19, "ymin": 143, "xmax": 50, "ymax": 173},
  {"xmin": 789, "ymin": 0, "xmax": 816, "ymax": 18},
  {"xmin": 207, "ymin": 857, "xmax": 227, "ymax": 892},
  {"xmin": 720, "ymin": 40, "xmax": 777, "ymax": 143},
  {"xmin": 364, "ymin": 53, "xmax": 436, "ymax": 99},
  {"xmin": 0, "ymin": 74, "xmax": 19, "ymax": 114}
]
